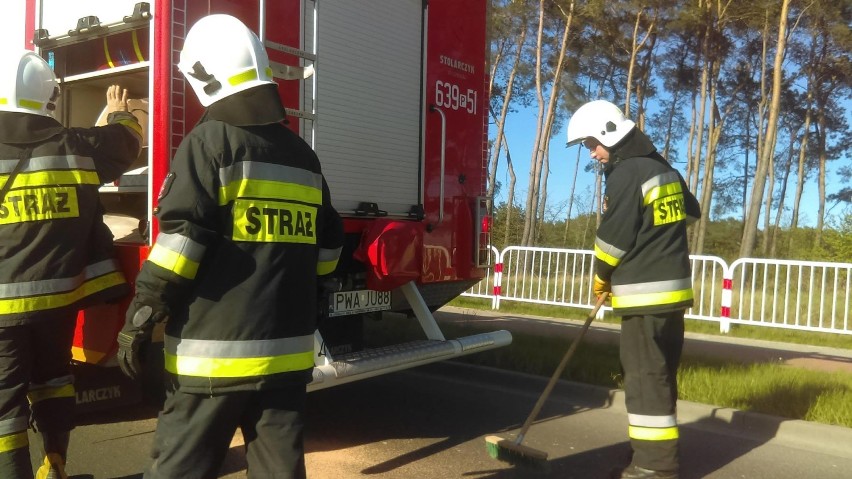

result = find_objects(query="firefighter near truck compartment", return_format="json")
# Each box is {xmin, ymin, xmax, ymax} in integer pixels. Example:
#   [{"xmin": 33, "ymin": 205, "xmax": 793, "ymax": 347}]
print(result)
[{"xmin": 27, "ymin": 0, "xmax": 510, "ymax": 412}]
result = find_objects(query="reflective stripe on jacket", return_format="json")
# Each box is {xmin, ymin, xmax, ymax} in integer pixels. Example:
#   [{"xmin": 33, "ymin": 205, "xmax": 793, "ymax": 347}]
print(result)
[{"xmin": 163, "ymin": 334, "xmax": 314, "ymax": 378}]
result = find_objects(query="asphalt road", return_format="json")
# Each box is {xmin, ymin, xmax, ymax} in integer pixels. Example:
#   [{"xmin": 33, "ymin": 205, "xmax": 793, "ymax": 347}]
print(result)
[
  {"xmin": 28, "ymin": 306, "xmax": 852, "ymax": 478},
  {"xmin": 34, "ymin": 359, "xmax": 852, "ymax": 479}
]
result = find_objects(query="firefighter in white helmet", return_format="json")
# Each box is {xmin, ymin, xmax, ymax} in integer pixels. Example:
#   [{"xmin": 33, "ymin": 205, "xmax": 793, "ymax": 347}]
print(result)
[
  {"xmin": 115, "ymin": 14, "xmax": 343, "ymax": 478},
  {"xmin": 566, "ymin": 100, "xmax": 700, "ymax": 479},
  {"xmin": 0, "ymin": 50, "xmax": 141, "ymax": 479}
]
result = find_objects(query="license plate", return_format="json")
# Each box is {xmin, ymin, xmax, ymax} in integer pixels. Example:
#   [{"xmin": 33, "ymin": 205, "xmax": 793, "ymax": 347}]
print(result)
[{"xmin": 328, "ymin": 289, "xmax": 392, "ymax": 317}]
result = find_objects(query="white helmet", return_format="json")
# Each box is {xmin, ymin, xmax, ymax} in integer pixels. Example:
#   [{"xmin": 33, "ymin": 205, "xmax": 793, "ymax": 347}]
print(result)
[
  {"xmin": 178, "ymin": 14, "xmax": 275, "ymax": 107},
  {"xmin": 566, "ymin": 100, "xmax": 636, "ymax": 148},
  {"xmin": 0, "ymin": 50, "xmax": 60, "ymax": 117}
]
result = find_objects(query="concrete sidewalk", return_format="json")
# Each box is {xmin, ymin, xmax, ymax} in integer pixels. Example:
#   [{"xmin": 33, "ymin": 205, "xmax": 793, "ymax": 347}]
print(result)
[{"xmin": 434, "ymin": 305, "xmax": 852, "ymax": 460}]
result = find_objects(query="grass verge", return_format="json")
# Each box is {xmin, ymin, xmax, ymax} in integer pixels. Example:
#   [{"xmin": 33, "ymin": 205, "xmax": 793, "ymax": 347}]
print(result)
[
  {"xmin": 364, "ymin": 304, "xmax": 852, "ymax": 429},
  {"xmin": 450, "ymin": 296, "xmax": 852, "ymax": 350}
]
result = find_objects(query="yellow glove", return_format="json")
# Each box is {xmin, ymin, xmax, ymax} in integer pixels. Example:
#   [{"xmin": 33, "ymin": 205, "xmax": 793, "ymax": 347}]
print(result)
[{"xmin": 593, "ymin": 275, "xmax": 611, "ymax": 297}]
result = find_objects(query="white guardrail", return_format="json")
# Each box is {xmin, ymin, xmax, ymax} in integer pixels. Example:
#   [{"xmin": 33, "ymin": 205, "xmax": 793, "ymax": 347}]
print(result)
[{"xmin": 461, "ymin": 246, "xmax": 852, "ymax": 336}]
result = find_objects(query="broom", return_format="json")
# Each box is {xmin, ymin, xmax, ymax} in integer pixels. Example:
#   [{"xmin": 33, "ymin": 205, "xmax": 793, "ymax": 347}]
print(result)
[{"xmin": 485, "ymin": 293, "xmax": 609, "ymax": 466}]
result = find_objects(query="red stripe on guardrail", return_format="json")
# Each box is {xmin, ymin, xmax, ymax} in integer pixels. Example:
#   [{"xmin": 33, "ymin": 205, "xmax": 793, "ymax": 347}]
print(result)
[
  {"xmin": 493, "ymin": 285, "xmax": 501, "ymax": 296},
  {"xmin": 720, "ymin": 278, "xmax": 733, "ymax": 320},
  {"xmin": 494, "ymin": 263, "xmax": 503, "ymax": 273}
]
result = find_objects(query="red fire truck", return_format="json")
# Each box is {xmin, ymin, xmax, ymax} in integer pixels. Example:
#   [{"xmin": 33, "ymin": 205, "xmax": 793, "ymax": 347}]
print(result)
[{"xmin": 22, "ymin": 0, "xmax": 509, "ymax": 410}]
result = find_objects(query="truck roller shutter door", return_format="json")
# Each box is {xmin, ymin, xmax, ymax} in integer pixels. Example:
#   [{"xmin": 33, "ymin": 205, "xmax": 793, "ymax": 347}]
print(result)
[{"xmin": 314, "ymin": 0, "xmax": 422, "ymax": 216}]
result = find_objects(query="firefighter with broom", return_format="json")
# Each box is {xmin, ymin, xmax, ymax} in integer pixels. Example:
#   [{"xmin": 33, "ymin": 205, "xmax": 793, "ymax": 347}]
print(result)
[
  {"xmin": 485, "ymin": 100, "xmax": 699, "ymax": 477},
  {"xmin": 568, "ymin": 100, "xmax": 700, "ymax": 478}
]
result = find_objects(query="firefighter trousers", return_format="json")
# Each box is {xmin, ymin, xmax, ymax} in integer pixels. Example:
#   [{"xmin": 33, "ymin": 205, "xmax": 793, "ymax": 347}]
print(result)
[
  {"xmin": 620, "ymin": 310, "xmax": 685, "ymax": 473},
  {"xmin": 0, "ymin": 313, "xmax": 77, "ymax": 478},
  {"xmin": 145, "ymin": 382, "xmax": 307, "ymax": 479}
]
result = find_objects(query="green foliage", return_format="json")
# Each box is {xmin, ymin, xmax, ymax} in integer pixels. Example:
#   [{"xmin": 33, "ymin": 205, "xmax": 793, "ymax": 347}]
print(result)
[
  {"xmin": 491, "ymin": 201, "xmax": 598, "ymax": 251},
  {"xmin": 491, "ymin": 201, "xmax": 525, "ymax": 249},
  {"xmin": 678, "ymin": 362, "xmax": 852, "ymax": 427},
  {"xmin": 695, "ymin": 218, "xmax": 743, "ymax": 262},
  {"xmin": 812, "ymin": 214, "xmax": 852, "ymax": 262}
]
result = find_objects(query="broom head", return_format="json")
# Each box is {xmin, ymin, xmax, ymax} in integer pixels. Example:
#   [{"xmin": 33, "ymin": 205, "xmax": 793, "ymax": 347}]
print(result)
[{"xmin": 484, "ymin": 435, "xmax": 549, "ymax": 467}]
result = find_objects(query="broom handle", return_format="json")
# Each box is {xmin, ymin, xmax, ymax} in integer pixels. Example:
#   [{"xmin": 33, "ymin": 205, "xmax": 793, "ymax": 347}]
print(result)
[{"xmin": 515, "ymin": 293, "xmax": 609, "ymax": 443}]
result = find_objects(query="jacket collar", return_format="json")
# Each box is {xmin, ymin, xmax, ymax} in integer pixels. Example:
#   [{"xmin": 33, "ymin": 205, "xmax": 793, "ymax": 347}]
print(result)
[
  {"xmin": 205, "ymin": 84, "xmax": 286, "ymax": 127},
  {"xmin": 0, "ymin": 113, "xmax": 64, "ymax": 144},
  {"xmin": 604, "ymin": 128, "xmax": 665, "ymax": 173}
]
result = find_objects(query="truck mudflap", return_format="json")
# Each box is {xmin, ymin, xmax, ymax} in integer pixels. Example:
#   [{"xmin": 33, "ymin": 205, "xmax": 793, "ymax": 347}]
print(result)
[{"xmin": 308, "ymin": 281, "xmax": 512, "ymax": 391}]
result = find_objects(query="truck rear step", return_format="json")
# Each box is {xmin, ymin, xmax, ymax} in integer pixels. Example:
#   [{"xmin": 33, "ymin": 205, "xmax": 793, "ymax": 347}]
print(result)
[
  {"xmin": 309, "ymin": 331, "xmax": 512, "ymax": 391},
  {"xmin": 308, "ymin": 281, "xmax": 512, "ymax": 391}
]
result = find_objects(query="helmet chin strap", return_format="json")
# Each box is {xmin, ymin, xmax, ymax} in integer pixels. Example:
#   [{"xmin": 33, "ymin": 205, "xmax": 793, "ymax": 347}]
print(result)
[
  {"xmin": 186, "ymin": 61, "xmax": 222, "ymax": 95},
  {"xmin": 46, "ymin": 86, "xmax": 60, "ymax": 112}
]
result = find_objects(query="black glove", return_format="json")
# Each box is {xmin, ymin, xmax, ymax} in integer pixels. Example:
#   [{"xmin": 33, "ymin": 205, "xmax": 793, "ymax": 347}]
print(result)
[{"xmin": 116, "ymin": 296, "xmax": 168, "ymax": 379}]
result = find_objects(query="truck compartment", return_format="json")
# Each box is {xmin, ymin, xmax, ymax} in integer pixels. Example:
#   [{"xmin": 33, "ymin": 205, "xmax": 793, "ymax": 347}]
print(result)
[{"xmin": 26, "ymin": 1, "xmax": 507, "ymax": 406}]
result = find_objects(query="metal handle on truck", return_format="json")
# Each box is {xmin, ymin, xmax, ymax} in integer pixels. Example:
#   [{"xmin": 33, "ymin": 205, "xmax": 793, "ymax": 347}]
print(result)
[{"xmin": 430, "ymin": 105, "xmax": 446, "ymax": 228}]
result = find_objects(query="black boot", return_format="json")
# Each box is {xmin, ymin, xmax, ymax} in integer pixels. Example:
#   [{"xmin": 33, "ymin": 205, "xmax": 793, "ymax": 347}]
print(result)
[{"xmin": 616, "ymin": 465, "xmax": 678, "ymax": 479}]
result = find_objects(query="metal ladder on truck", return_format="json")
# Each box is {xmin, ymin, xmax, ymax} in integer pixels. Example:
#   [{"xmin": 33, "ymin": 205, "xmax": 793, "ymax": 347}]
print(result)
[{"xmin": 258, "ymin": 0, "xmax": 511, "ymax": 392}]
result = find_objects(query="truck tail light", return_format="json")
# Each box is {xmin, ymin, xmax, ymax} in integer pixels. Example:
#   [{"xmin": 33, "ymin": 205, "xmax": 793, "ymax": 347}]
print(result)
[{"xmin": 481, "ymin": 214, "xmax": 491, "ymax": 234}]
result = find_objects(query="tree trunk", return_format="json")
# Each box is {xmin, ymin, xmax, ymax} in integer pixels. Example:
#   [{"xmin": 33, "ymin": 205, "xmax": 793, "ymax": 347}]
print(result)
[
  {"xmin": 761, "ymin": 148, "xmax": 775, "ymax": 257},
  {"xmin": 661, "ymin": 92, "xmax": 680, "ymax": 160},
  {"xmin": 624, "ymin": 8, "xmax": 655, "ymax": 117},
  {"xmin": 536, "ymin": 143, "xmax": 550, "ymax": 243},
  {"xmin": 661, "ymin": 43, "xmax": 688, "ymax": 160},
  {"xmin": 694, "ymin": 95, "xmax": 720, "ymax": 254},
  {"xmin": 748, "ymin": 10, "xmax": 771, "ymax": 238},
  {"xmin": 742, "ymin": 102, "xmax": 751, "ymax": 224},
  {"xmin": 788, "ymin": 108, "xmax": 811, "ymax": 250},
  {"xmin": 689, "ymin": 6, "xmax": 711, "ymax": 247},
  {"xmin": 685, "ymin": 89, "xmax": 699, "ymax": 191},
  {"xmin": 488, "ymin": 38, "xmax": 506, "ymax": 99},
  {"xmin": 503, "ymin": 135, "xmax": 517, "ymax": 247},
  {"xmin": 689, "ymin": 6, "xmax": 711, "ymax": 196},
  {"xmin": 740, "ymin": 0, "xmax": 790, "ymax": 258},
  {"xmin": 562, "ymin": 147, "xmax": 582, "ymax": 245},
  {"xmin": 788, "ymin": 35, "xmax": 815, "ymax": 250},
  {"xmin": 815, "ymin": 110, "xmax": 827, "ymax": 247},
  {"xmin": 520, "ymin": 0, "xmax": 547, "ymax": 246},
  {"xmin": 635, "ymin": 29, "xmax": 658, "ymax": 130},
  {"xmin": 770, "ymin": 134, "xmax": 796, "ymax": 257},
  {"xmin": 522, "ymin": 0, "xmax": 574, "ymax": 246}
]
